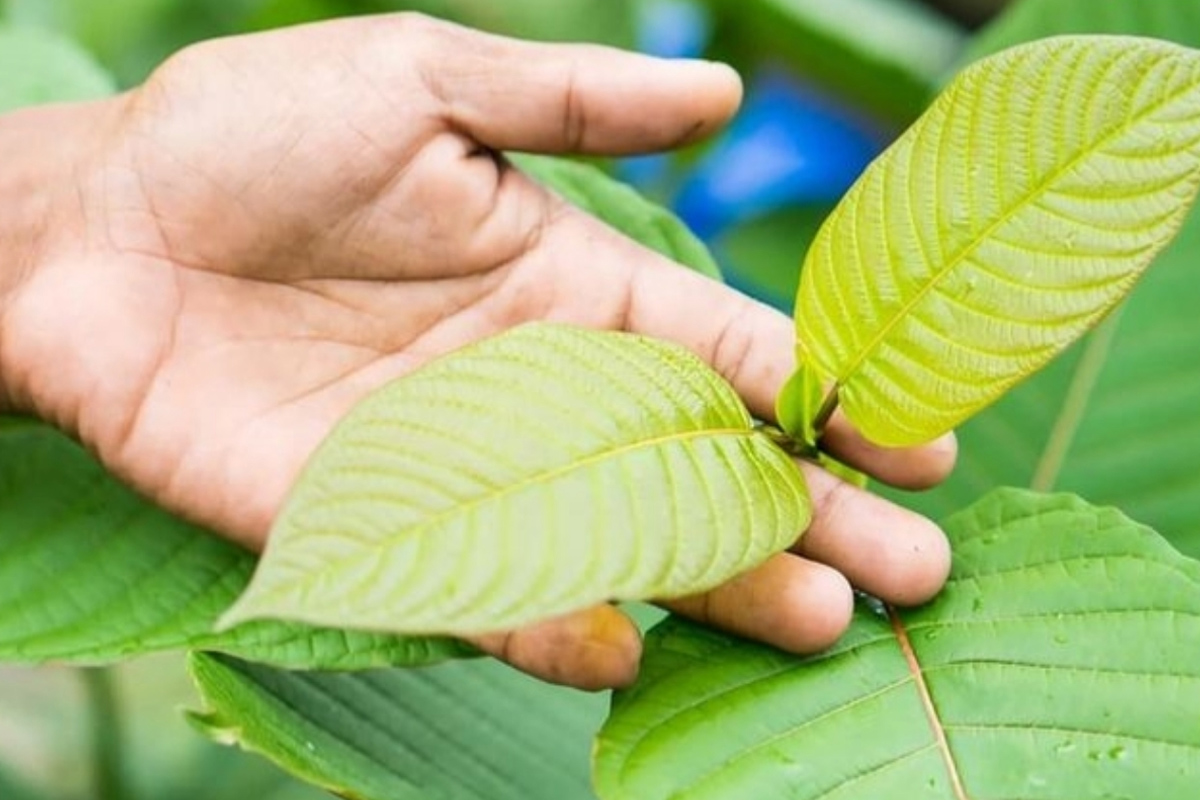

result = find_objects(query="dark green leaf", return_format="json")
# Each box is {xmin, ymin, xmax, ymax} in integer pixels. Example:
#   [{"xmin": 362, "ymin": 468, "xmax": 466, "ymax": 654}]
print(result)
[
  {"xmin": 596, "ymin": 489, "xmax": 1200, "ymax": 799},
  {"xmin": 0, "ymin": 421, "xmax": 471, "ymax": 668},
  {"xmin": 188, "ymin": 652, "xmax": 604, "ymax": 800}
]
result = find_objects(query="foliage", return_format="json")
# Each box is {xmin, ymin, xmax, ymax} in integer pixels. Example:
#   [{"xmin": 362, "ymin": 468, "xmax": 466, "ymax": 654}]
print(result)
[
  {"xmin": 4, "ymin": 3, "xmax": 1200, "ymax": 800},
  {"xmin": 596, "ymin": 490, "xmax": 1200, "ymax": 799},
  {"xmin": 889, "ymin": 0, "xmax": 1200, "ymax": 562}
]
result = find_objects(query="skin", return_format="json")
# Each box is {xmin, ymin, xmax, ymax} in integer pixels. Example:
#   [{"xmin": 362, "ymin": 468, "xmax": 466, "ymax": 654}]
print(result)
[{"xmin": 0, "ymin": 14, "xmax": 956, "ymax": 690}]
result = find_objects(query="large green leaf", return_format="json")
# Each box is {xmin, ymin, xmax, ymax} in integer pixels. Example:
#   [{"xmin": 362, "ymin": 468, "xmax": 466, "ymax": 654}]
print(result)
[
  {"xmin": 703, "ymin": 0, "xmax": 965, "ymax": 124},
  {"xmin": 595, "ymin": 489, "xmax": 1200, "ymax": 799},
  {"xmin": 188, "ymin": 652, "xmax": 604, "ymax": 800},
  {"xmin": 0, "ymin": 420, "xmax": 470, "ymax": 667},
  {"xmin": 0, "ymin": 23, "xmax": 114, "ymax": 111},
  {"xmin": 893, "ymin": 0, "xmax": 1200, "ymax": 558},
  {"xmin": 222, "ymin": 324, "xmax": 809, "ymax": 635},
  {"xmin": 785, "ymin": 36, "xmax": 1200, "ymax": 448},
  {"xmin": 514, "ymin": 154, "xmax": 722, "ymax": 282}
]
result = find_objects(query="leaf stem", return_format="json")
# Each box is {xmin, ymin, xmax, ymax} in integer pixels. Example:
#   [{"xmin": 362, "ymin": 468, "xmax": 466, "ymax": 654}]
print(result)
[
  {"xmin": 811, "ymin": 387, "xmax": 841, "ymax": 440},
  {"xmin": 755, "ymin": 423, "xmax": 820, "ymax": 460},
  {"xmin": 80, "ymin": 667, "xmax": 131, "ymax": 800}
]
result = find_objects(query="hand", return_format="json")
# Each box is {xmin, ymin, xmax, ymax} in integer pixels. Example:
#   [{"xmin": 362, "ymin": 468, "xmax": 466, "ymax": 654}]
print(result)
[{"xmin": 0, "ymin": 14, "xmax": 955, "ymax": 689}]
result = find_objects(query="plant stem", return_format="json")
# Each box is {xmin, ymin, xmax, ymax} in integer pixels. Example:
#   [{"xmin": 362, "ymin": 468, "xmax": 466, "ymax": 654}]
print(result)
[
  {"xmin": 80, "ymin": 667, "xmax": 130, "ymax": 800},
  {"xmin": 811, "ymin": 386, "xmax": 841, "ymax": 440}
]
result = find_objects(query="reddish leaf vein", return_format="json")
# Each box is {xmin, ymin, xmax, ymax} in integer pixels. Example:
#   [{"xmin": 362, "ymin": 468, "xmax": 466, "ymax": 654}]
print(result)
[{"xmin": 889, "ymin": 605, "xmax": 968, "ymax": 800}]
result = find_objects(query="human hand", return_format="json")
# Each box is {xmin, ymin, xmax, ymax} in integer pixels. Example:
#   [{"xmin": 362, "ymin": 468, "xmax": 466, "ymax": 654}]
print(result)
[{"xmin": 0, "ymin": 14, "xmax": 955, "ymax": 689}]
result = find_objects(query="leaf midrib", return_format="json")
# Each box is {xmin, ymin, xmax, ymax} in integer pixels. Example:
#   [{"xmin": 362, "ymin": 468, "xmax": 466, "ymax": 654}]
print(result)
[
  {"xmin": 889, "ymin": 605, "xmax": 967, "ymax": 800},
  {"xmin": 269, "ymin": 426, "xmax": 761, "ymax": 587},
  {"xmin": 827, "ymin": 50, "xmax": 1199, "ymax": 391}
]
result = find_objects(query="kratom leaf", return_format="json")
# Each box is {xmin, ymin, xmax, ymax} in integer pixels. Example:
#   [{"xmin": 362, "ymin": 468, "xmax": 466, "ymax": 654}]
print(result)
[
  {"xmin": 0, "ymin": 23, "xmax": 114, "ymax": 111},
  {"xmin": 512, "ymin": 153, "xmax": 722, "ymax": 281},
  {"xmin": 0, "ymin": 420, "xmax": 471, "ymax": 668},
  {"xmin": 704, "ymin": 0, "xmax": 964, "ymax": 123},
  {"xmin": 221, "ymin": 323, "xmax": 809, "ymax": 636},
  {"xmin": 894, "ymin": 0, "xmax": 1200, "ymax": 561},
  {"xmin": 785, "ymin": 36, "xmax": 1200, "ymax": 447},
  {"xmin": 187, "ymin": 651, "xmax": 605, "ymax": 800},
  {"xmin": 595, "ymin": 489, "xmax": 1200, "ymax": 799}
]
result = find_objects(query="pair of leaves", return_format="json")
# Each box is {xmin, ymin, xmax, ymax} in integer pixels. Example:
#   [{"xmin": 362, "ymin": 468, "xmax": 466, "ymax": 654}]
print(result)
[
  {"xmin": 229, "ymin": 36, "xmax": 1200, "ymax": 643},
  {"xmin": 190, "ymin": 490, "xmax": 1200, "ymax": 799}
]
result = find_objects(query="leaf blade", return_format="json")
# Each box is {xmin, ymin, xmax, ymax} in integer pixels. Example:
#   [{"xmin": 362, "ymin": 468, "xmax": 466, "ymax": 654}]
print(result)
[
  {"xmin": 513, "ymin": 154, "xmax": 722, "ymax": 281},
  {"xmin": 0, "ymin": 420, "xmax": 470, "ymax": 669},
  {"xmin": 790, "ymin": 36, "xmax": 1200, "ymax": 446},
  {"xmin": 223, "ymin": 324, "xmax": 810, "ymax": 635},
  {"xmin": 187, "ymin": 651, "xmax": 605, "ymax": 800},
  {"xmin": 594, "ymin": 489, "xmax": 1200, "ymax": 799},
  {"xmin": 892, "ymin": 0, "xmax": 1200, "ymax": 560}
]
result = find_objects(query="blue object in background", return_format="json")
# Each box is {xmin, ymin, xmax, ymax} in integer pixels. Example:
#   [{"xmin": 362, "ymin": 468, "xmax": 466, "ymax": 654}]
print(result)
[
  {"xmin": 618, "ymin": 0, "xmax": 713, "ymax": 191},
  {"xmin": 674, "ymin": 69, "xmax": 885, "ymax": 241},
  {"xmin": 623, "ymin": 0, "xmax": 887, "ymax": 312}
]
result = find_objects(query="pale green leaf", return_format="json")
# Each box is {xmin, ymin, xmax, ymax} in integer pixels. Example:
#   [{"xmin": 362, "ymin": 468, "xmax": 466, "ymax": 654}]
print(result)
[
  {"xmin": 595, "ymin": 489, "xmax": 1200, "ymax": 799},
  {"xmin": 892, "ymin": 0, "xmax": 1200, "ymax": 558},
  {"xmin": 0, "ymin": 23, "xmax": 113, "ymax": 111},
  {"xmin": 221, "ymin": 323, "xmax": 809, "ymax": 636},
  {"xmin": 187, "ymin": 651, "xmax": 604, "ymax": 800},
  {"xmin": 789, "ymin": 36, "xmax": 1200, "ymax": 447},
  {"xmin": 704, "ymin": 0, "xmax": 964, "ymax": 123},
  {"xmin": 0, "ymin": 420, "xmax": 470, "ymax": 668},
  {"xmin": 774, "ymin": 360, "xmax": 823, "ymax": 452},
  {"xmin": 512, "ymin": 153, "xmax": 722, "ymax": 281}
]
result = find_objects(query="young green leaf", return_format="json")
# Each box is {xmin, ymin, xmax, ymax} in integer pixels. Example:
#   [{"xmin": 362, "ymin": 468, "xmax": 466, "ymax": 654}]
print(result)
[
  {"xmin": 0, "ymin": 420, "xmax": 471, "ymax": 669},
  {"xmin": 595, "ymin": 489, "xmax": 1200, "ymax": 799},
  {"xmin": 784, "ymin": 36, "xmax": 1200, "ymax": 447},
  {"xmin": 221, "ymin": 323, "xmax": 810, "ymax": 636},
  {"xmin": 895, "ymin": 0, "xmax": 1200, "ymax": 560},
  {"xmin": 187, "ymin": 652, "xmax": 606, "ymax": 800}
]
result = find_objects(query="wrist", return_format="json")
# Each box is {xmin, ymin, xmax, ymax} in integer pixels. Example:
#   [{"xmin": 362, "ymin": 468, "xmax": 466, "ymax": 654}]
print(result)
[{"xmin": 0, "ymin": 100, "xmax": 118, "ymax": 414}]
